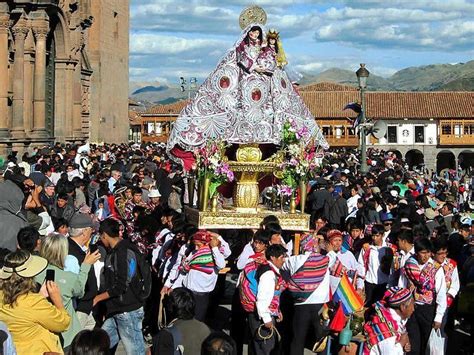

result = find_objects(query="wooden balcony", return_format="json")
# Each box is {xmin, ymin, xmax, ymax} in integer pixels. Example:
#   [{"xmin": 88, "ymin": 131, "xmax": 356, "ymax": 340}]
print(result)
[
  {"xmin": 137, "ymin": 117, "xmax": 359, "ymax": 146},
  {"xmin": 140, "ymin": 116, "xmax": 176, "ymax": 143},
  {"xmin": 439, "ymin": 120, "xmax": 474, "ymax": 146},
  {"xmin": 316, "ymin": 120, "xmax": 358, "ymax": 147}
]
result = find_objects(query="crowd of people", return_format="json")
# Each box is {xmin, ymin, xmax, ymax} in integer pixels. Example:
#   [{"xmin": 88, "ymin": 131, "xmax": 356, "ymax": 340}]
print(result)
[{"xmin": 0, "ymin": 142, "xmax": 473, "ymax": 355}]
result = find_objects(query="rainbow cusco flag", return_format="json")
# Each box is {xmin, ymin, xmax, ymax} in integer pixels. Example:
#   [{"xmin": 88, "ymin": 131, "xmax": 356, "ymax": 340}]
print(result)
[{"xmin": 333, "ymin": 273, "xmax": 364, "ymax": 315}]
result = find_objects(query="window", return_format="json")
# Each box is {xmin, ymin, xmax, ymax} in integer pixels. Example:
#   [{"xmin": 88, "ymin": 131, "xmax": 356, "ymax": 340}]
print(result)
[
  {"xmin": 113, "ymin": 12, "xmax": 119, "ymax": 40},
  {"xmin": 465, "ymin": 123, "xmax": 474, "ymax": 135},
  {"xmin": 415, "ymin": 126, "xmax": 424, "ymax": 143},
  {"xmin": 454, "ymin": 124, "xmax": 462, "ymax": 137},
  {"xmin": 441, "ymin": 124, "xmax": 451, "ymax": 135},
  {"xmin": 387, "ymin": 126, "xmax": 397, "ymax": 143}
]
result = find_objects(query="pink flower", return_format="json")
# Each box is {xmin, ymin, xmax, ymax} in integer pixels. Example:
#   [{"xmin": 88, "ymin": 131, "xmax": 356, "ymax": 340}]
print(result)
[
  {"xmin": 296, "ymin": 125, "xmax": 309, "ymax": 140},
  {"xmin": 279, "ymin": 185, "xmax": 293, "ymax": 196}
]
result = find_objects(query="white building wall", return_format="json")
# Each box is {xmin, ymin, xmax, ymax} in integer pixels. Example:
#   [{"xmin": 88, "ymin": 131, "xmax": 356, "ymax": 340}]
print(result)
[{"xmin": 374, "ymin": 120, "xmax": 437, "ymax": 145}]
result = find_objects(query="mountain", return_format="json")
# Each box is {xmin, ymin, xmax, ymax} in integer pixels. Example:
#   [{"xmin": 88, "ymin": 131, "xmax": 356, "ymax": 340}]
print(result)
[
  {"xmin": 129, "ymin": 61, "xmax": 474, "ymax": 105},
  {"xmin": 129, "ymin": 81, "xmax": 187, "ymax": 108},
  {"xmin": 299, "ymin": 60, "xmax": 474, "ymax": 91},
  {"xmin": 300, "ymin": 68, "xmax": 394, "ymax": 90},
  {"xmin": 156, "ymin": 97, "xmax": 181, "ymax": 105},
  {"xmin": 438, "ymin": 77, "xmax": 474, "ymax": 91},
  {"xmin": 390, "ymin": 61, "xmax": 474, "ymax": 91},
  {"xmin": 132, "ymin": 85, "xmax": 168, "ymax": 95}
]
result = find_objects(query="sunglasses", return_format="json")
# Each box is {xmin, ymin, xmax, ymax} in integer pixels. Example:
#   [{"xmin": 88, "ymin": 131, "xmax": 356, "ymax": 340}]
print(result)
[{"xmin": 384, "ymin": 222, "xmax": 393, "ymax": 226}]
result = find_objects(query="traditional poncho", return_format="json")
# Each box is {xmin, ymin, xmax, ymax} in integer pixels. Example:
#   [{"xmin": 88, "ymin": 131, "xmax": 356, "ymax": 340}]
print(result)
[
  {"xmin": 442, "ymin": 258, "xmax": 457, "ymax": 290},
  {"xmin": 403, "ymin": 256, "xmax": 439, "ymax": 305},
  {"xmin": 239, "ymin": 260, "xmax": 285, "ymax": 315},
  {"xmin": 330, "ymin": 258, "xmax": 346, "ymax": 277},
  {"xmin": 287, "ymin": 253, "xmax": 329, "ymax": 303},
  {"xmin": 363, "ymin": 302, "xmax": 401, "ymax": 354},
  {"xmin": 330, "ymin": 257, "xmax": 357, "ymax": 279},
  {"xmin": 181, "ymin": 246, "xmax": 215, "ymax": 275}
]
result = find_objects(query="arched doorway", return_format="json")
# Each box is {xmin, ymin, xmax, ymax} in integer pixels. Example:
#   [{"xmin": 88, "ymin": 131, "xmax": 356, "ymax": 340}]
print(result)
[
  {"xmin": 458, "ymin": 150, "xmax": 474, "ymax": 174},
  {"xmin": 405, "ymin": 149, "xmax": 424, "ymax": 169},
  {"xmin": 437, "ymin": 150, "xmax": 455, "ymax": 174},
  {"xmin": 50, "ymin": 12, "xmax": 68, "ymax": 140}
]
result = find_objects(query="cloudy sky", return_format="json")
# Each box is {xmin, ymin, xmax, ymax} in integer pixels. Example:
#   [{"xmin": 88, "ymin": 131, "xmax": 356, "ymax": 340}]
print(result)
[{"xmin": 129, "ymin": 0, "xmax": 474, "ymax": 85}]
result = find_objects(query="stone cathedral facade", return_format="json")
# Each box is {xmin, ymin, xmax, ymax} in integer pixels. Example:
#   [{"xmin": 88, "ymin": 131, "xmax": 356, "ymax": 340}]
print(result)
[{"xmin": 0, "ymin": 0, "xmax": 129, "ymax": 154}]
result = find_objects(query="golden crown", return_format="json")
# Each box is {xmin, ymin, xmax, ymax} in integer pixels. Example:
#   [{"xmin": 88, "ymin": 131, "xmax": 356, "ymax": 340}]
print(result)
[
  {"xmin": 239, "ymin": 6, "xmax": 267, "ymax": 30},
  {"xmin": 266, "ymin": 28, "xmax": 280, "ymax": 40}
]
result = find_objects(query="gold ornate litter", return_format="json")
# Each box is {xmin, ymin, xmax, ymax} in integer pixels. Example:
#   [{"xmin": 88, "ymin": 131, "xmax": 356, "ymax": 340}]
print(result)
[
  {"xmin": 228, "ymin": 145, "xmax": 275, "ymax": 209},
  {"xmin": 185, "ymin": 206, "xmax": 310, "ymax": 231}
]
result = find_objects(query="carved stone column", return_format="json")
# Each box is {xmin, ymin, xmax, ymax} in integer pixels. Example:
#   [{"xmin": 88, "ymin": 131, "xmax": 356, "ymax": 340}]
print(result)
[
  {"xmin": 11, "ymin": 18, "xmax": 29, "ymax": 139},
  {"xmin": 65, "ymin": 62, "xmax": 76, "ymax": 140},
  {"xmin": 24, "ymin": 40, "xmax": 35, "ymax": 134},
  {"xmin": 0, "ymin": 14, "xmax": 9, "ymax": 138},
  {"xmin": 32, "ymin": 23, "xmax": 49, "ymax": 137}
]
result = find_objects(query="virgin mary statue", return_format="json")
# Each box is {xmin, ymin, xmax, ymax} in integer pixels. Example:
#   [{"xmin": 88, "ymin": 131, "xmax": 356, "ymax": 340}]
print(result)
[{"xmin": 167, "ymin": 6, "xmax": 328, "ymax": 156}]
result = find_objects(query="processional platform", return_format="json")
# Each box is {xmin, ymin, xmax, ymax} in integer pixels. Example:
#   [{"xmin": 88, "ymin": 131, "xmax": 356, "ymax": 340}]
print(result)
[{"xmin": 185, "ymin": 206, "xmax": 310, "ymax": 231}]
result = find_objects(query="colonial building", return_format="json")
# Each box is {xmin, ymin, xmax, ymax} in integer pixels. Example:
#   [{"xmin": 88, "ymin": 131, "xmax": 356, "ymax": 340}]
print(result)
[
  {"xmin": 139, "ymin": 100, "xmax": 187, "ymax": 143},
  {"xmin": 299, "ymin": 84, "xmax": 474, "ymax": 173},
  {"xmin": 88, "ymin": 0, "xmax": 129, "ymax": 144},
  {"xmin": 138, "ymin": 83, "xmax": 474, "ymax": 172},
  {"xmin": 128, "ymin": 98, "xmax": 144, "ymax": 142},
  {"xmin": 0, "ymin": 0, "xmax": 129, "ymax": 154}
]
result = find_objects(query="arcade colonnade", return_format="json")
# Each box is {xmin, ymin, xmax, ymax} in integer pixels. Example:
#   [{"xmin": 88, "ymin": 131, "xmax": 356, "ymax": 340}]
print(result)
[
  {"xmin": 383, "ymin": 146, "xmax": 474, "ymax": 174},
  {"xmin": 0, "ymin": 1, "xmax": 93, "ymax": 153}
]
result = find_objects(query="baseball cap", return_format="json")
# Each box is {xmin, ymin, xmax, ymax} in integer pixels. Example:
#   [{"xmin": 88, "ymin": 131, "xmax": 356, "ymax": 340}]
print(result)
[{"xmin": 69, "ymin": 213, "xmax": 93, "ymax": 229}]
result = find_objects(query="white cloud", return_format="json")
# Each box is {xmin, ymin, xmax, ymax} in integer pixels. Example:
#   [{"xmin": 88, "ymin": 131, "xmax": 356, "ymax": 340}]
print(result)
[
  {"xmin": 130, "ymin": 33, "xmax": 228, "ymax": 55},
  {"xmin": 129, "ymin": 0, "xmax": 474, "ymax": 84},
  {"xmin": 129, "ymin": 67, "xmax": 151, "ymax": 76},
  {"xmin": 130, "ymin": 1, "xmax": 318, "ymax": 39},
  {"xmin": 313, "ymin": 3, "xmax": 474, "ymax": 51},
  {"xmin": 295, "ymin": 62, "xmax": 324, "ymax": 72},
  {"xmin": 325, "ymin": 6, "xmax": 461, "ymax": 22}
]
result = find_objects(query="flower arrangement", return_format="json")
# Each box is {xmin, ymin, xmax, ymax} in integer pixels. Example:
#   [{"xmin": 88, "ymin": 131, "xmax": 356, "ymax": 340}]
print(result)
[
  {"xmin": 282, "ymin": 118, "xmax": 310, "ymax": 145},
  {"xmin": 278, "ymin": 119, "xmax": 322, "ymax": 192},
  {"xmin": 195, "ymin": 139, "xmax": 234, "ymax": 198}
]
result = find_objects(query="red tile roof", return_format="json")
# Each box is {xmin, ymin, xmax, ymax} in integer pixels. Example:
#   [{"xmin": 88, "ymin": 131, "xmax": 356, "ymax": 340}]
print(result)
[
  {"xmin": 145, "ymin": 100, "xmax": 189, "ymax": 115},
  {"xmin": 300, "ymin": 91, "xmax": 474, "ymax": 119},
  {"xmin": 301, "ymin": 91, "xmax": 360, "ymax": 118},
  {"xmin": 365, "ymin": 92, "xmax": 474, "ymax": 119},
  {"xmin": 140, "ymin": 88, "xmax": 474, "ymax": 120},
  {"xmin": 300, "ymin": 82, "xmax": 358, "ymax": 92}
]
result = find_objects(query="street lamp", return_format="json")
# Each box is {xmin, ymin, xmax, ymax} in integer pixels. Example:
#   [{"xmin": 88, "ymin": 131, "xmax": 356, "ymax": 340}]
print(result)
[
  {"xmin": 356, "ymin": 63, "xmax": 370, "ymax": 175},
  {"xmin": 180, "ymin": 77, "xmax": 198, "ymax": 100}
]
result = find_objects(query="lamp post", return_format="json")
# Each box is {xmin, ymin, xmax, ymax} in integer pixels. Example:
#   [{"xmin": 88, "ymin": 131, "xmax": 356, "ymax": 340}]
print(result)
[
  {"xmin": 356, "ymin": 63, "xmax": 370, "ymax": 175},
  {"xmin": 180, "ymin": 76, "xmax": 198, "ymax": 100},
  {"xmin": 179, "ymin": 76, "xmax": 199, "ymax": 207}
]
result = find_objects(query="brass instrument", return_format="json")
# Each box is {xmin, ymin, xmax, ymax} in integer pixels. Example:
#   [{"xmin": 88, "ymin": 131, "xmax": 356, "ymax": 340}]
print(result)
[{"xmin": 114, "ymin": 186, "xmax": 128, "ymax": 220}]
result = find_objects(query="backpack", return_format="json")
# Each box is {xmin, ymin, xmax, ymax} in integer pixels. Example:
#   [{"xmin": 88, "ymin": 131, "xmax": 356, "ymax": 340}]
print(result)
[
  {"xmin": 238, "ymin": 261, "xmax": 271, "ymax": 313},
  {"xmin": 127, "ymin": 244, "xmax": 152, "ymax": 302},
  {"xmin": 166, "ymin": 324, "xmax": 184, "ymax": 355}
]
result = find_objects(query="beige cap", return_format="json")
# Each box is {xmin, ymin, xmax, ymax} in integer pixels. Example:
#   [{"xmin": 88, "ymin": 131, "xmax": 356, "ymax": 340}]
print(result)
[{"xmin": 0, "ymin": 254, "xmax": 48, "ymax": 279}]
